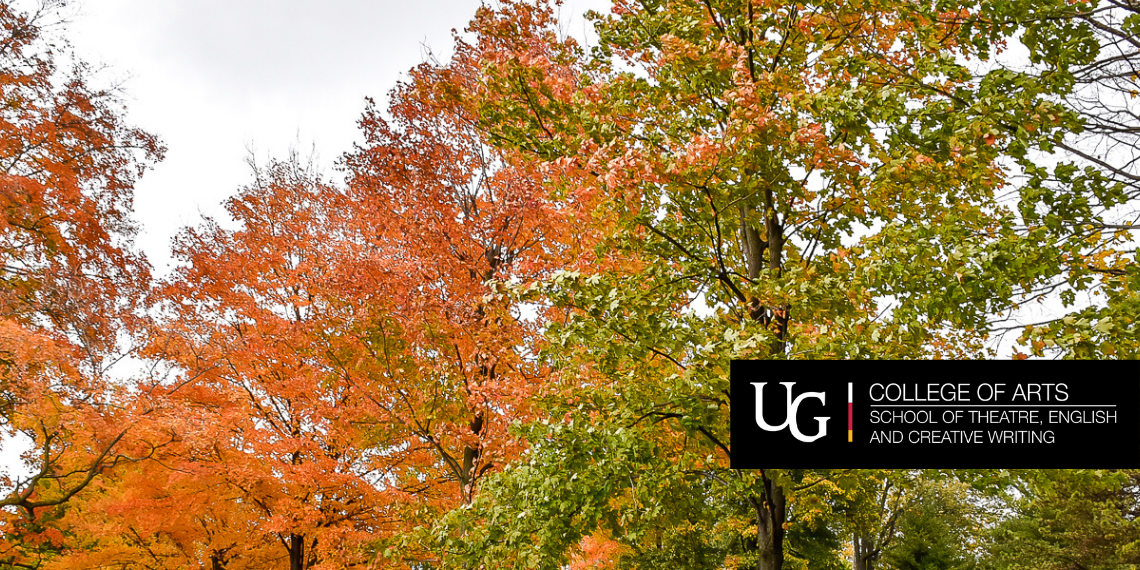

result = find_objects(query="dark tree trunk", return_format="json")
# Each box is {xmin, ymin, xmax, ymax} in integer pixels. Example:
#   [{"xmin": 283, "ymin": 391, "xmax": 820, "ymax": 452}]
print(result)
[
  {"xmin": 763, "ymin": 188, "xmax": 787, "ymax": 354},
  {"xmin": 754, "ymin": 476, "xmax": 786, "ymax": 570},
  {"xmin": 289, "ymin": 533, "xmax": 305, "ymax": 570}
]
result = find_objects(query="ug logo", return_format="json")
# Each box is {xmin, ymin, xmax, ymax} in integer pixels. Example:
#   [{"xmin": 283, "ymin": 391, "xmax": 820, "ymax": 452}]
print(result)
[{"xmin": 753, "ymin": 382, "xmax": 829, "ymax": 442}]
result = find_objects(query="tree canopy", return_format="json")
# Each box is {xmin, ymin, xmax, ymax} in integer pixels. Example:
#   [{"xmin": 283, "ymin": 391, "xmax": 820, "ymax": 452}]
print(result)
[{"xmin": 0, "ymin": 1, "xmax": 1137, "ymax": 570}]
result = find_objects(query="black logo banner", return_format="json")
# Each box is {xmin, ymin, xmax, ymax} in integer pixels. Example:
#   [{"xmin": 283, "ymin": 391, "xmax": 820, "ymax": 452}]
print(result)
[{"xmin": 729, "ymin": 361, "xmax": 1140, "ymax": 468}]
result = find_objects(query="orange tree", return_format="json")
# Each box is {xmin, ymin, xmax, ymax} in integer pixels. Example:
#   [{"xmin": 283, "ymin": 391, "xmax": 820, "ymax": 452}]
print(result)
[
  {"xmin": 116, "ymin": 157, "xmax": 393, "ymax": 570},
  {"xmin": 0, "ymin": 1, "xmax": 164, "ymax": 567},
  {"xmin": 339, "ymin": 34, "xmax": 595, "ymax": 564},
  {"xmin": 60, "ymin": 38, "xmax": 596, "ymax": 567}
]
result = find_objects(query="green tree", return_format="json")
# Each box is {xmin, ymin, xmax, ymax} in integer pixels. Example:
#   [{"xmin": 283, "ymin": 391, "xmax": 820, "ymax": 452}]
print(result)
[
  {"xmin": 986, "ymin": 470, "xmax": 1140, "ymax": 570},
  {"xmin": 419, "ymin": 0, "xmax": 1064, "ymax": 568},
  {"xmin": 919, "ymin": 0, "xmax": 1140, "ymax": 356},
  {"xmin": 881, "ymin": 478, "xmax": 985, "ymax": 570}
]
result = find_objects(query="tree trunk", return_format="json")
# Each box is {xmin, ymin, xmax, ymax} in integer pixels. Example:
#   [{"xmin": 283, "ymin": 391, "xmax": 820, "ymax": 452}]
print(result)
[
  {"xmin": 763, "ymin": 189, "xmax": 788, "ymax": 354},
  {"xmin": 289, "ymin": 533, "xmax": 305, "ymax": 570},
  {"xmin": 739, "ymin": 196, "xmax": 789, "ymax": 355},
  {"xmin": 754, "ymin": 476, "xmax": 786, "ymax": 570},
  {"xmin": 854, "ymin": 535, "xmax": 876, "ymax": 570},
  {"xmin": 740, "ymin": 204, "xmax": 766, "ymax": 281}
]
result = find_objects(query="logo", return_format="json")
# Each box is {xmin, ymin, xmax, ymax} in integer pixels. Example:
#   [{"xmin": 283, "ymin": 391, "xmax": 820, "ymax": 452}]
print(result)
[
  {"xmin": 753, "ymin": 382, "xmax": 829, "ymax": 442},
  {"xmin": 730, "ymin": 361, "xmax": 1140, "ymax": 468}
]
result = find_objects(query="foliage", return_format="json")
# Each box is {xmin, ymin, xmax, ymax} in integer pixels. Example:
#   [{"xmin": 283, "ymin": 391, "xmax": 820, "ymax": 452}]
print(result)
[
  {"xmin": 928, "ymin": 0, "xmax": 1140, "ymax": 356},
  {"xmin": 43, "ymin": 28, "xmax": 593, "ymax": 567},
  {"xmin": 0, "ymin": 1, "xmax": 163, "ymax": 567},
  {"xmin": 987, "ymin": 470, "xmax": 1140, "ymax": 570},
  {"xmin": 414, "ymin": 0, "xmax": 1071, "ymax": 569},
  {"xmin": 880, "ymin": 478, "xmax": 984, "ymax": 570},
  {"xmin": 1, "ymin": 1, "xmax": 1139, "ymax": 570}
]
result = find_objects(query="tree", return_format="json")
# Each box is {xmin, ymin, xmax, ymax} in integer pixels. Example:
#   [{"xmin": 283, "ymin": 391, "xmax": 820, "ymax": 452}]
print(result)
[
  {"xmin": 399, "ymin": 0, "xmax": 1093, "ymax": 568},
  {"xmin": 339, "ymin": 26, "xmax": 596, "ymax": 564},
  {"xmin": 943, "ymin": 0, "xmax": 1140, "ymax": 357},
  {"xmin": 138, "ymin": 156, "xmax": 390, "ymax": 570},
  {"xmin": 42, "ymin": 17, "xmax": 594, "ymax": 565},
  {"xmin": 878, "ymin": 476, "xmax": 987, "ymax": 570},
  {"xmin": 0, "ymin": 1, "xmax": 163, "ymax": 566},
  {"xmin": 414, "ymin": 0, "xmax": 1064, "ymax": 568},
  {"xmin": 986, "ymin": 470, "xmax": 1140, "ymax": 570},
  {"xmin": 77, "ymin": 50, "xmax": 591, "ymax": 564},
  {"xmin": 41, "ymin": 443, "xmax": 280, "ymax": 570}
]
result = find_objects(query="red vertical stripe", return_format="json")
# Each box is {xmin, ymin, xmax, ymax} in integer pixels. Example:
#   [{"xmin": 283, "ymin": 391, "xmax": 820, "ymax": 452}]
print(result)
[{"xmin": 848, "ymin": 403, "xmax": 853, "ymax": 430}]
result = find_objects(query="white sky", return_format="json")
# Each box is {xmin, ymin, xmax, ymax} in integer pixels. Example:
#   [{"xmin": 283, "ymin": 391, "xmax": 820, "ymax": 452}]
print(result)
[{"xmin": 64, "ymin": 0, "xmax": 609, "ymax": 274}]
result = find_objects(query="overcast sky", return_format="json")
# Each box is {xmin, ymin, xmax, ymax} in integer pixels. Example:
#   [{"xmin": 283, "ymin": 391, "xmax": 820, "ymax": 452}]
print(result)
[{"xmin": 64, "ymin": 0, "xmax": 609, "ymax": 274}]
